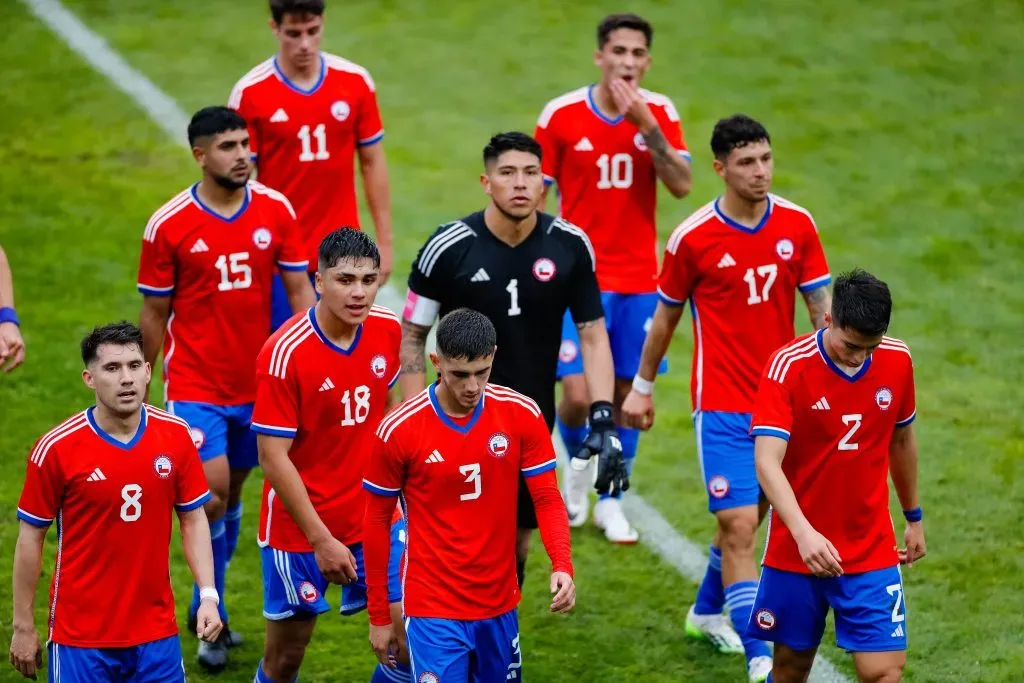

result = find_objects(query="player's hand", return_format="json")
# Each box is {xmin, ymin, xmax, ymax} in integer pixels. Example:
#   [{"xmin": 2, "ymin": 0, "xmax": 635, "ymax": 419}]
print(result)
[
  {"xmin": 549, "ymin": 571, "xmax": 576, "ymax": 614},
  {"xmin": 574, "ymin": 401, "xmax": 629, "ymax": 496},
  {"xmin": 0, "ymin": 322, "xmax": 25, "ymax": 372},
  {"xmin": 609, "ymin": 78, "xmax": 658, "ymax": 133},
  {"xmin": 369, "ymin": 623, "xmax": 399, "ymax": 668},
  {"xmin": 196, "ymin": 599, "xmax": 223, "ymax": 643},
  {"xmin": 9, "ymin": 623, "xmax": 42, "ymax": 680},
  {"xmin": 899, "ymin": 521, "xmax": 927, "ymax": 567},
  {"xmin": 313, "ymin": 536, "xmax": 359, "ymax": 585},
  {"xmin": 794, "ymin": 526, "xmax": 843, "ymax": 577},
  {"xmin": 621, "ymin": 390, "xmax": 655, "ymax": 431}
]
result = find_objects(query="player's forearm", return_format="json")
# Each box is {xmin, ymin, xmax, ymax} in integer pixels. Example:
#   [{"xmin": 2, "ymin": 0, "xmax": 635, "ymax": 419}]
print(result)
[
  {"xmin": 578, "ymin": 319, "xmax": 614, "ymax": 403},
  {"xmin": 802, "ymin": 286, "xmax": 831, "ymax": 330},
  {"xmin": 642, "ymin": 127, "xmax": 692, "ymax": 199},
  {"xmin": 359, "ymin": 147, "xmax": 393, "ymax": 252},
  {"xmin": 636, "ymin": 302, "xmax": 683, "ymax": 382},
  {"xmin": 0, "ymin": 245, "xmax": 14, "ymax": 308},
  {"xmin": 363, "ymin": 494, "xmax": 397, "ymax": 626},
  {"xmin": 12, "ymin": 523, "xmax": 45, "ymax": 630},
  {"xmin": 889, "ymin": 425, "xmax": 920, "ymax": 510},
  {"xmin": 258, "ymin": 439, "xmax": 333, "ymax": 547},
  {"xmin": 526, "ymin": 470, "xmax": 574, "ymax": 575},
  {"xmin": 399, "ymin": 320, "xmax": 430, "ymax": 400},
  {"xmin": 754, "ymin": 436, "xmax": 815, "ymax": 538},
  {"xmin": 179, "ymin": 506, "xmax": 216, "ymax": 589},
  {"xmin": 281, "ymin": 269, "xmax": 316, "ymax": 313},
  {"xmin": 139, "ymin": 297, "xmax": 171, "ymax": 368}
]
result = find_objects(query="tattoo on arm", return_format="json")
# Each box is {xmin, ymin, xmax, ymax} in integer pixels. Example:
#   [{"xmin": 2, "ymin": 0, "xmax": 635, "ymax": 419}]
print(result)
[
  {"xmin": 575, "ymin": 318, "xmax": 601, "ymax": 331},
  {"xmin": 803, "ymin": 287, "xmax": 830, "ymax": 329},
  {"xmin": 643, "ymin": 126, "xmax": 675, "ymax": 168},
  {"xmin": 400, "ymin": 320, "xmax": 430, "ymax": 373}
]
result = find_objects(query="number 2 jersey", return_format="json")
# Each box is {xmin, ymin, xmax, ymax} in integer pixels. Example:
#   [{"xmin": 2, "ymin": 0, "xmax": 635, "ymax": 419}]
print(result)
[
  {"xmin": 751, "ymin": 331, "xmax": 917, "ymax": 574},
  {"xmin": 137, "ymin": 181, "xmax": 308, "ymax": 405},
  {"xmin": 251, "ymin": 305, "xmax": 401, "ymax": 552},
  {"xmin": 16, "ymin": 406, "xmax": 211, "ymax": 647},
  {"xmin": 657, "ymin": 195, "xmax": 831, "ymax": 414}
]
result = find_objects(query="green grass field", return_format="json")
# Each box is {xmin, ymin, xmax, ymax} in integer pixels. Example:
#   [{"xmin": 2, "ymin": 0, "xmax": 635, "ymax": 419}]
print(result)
[{"xmin": 2, "ymin": 1, "xmax": 1023, "ymax": 681}]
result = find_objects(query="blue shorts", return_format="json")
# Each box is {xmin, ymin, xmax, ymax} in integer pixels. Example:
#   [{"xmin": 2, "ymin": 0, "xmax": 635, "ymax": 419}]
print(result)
[
  {"xmin": 557, "ymin": 291, "xmax": 668, "ymax": 380},
  {"xmin": 406, "ymin": 609, "xmax": 521, "ymax": 682},
  {"xmin": 747, "ymin": 565, "xmax": 908, "ymax": 653},
  {"xmin": 694, "ymin": 410, "xmax": 761, "ymax": 512},
  {"xmin": 261, "ymin": 518, "xmax": 406, "ymax": 620},
  {"xmin": 167, "ymin": 401, "xmax": 258, "ymax": 469},
  {"xmin": 271, "ymin": 271, "xmax": 317, "ymax": 332},
  {"xmin": 47, "ymin": 635, "xmax": 183, "ymax": 683}
]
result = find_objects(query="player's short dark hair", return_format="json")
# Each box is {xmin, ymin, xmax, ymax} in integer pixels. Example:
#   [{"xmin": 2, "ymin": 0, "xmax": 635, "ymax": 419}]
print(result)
[
  {"xmin": 81, "ymin": 321, "xmax": 144, "ymax": 366},
  {"xmin": 597, "ymin": 13, "xmax": 653, "ymax": 49},
  {"xmin": 270, "ymin": 0, "xmax": 325, "ymax": 24},
  {"xmin": 187, "ymin": 106, "xmax": 248, "ymax": 148},
  {"xmin": 436, "ymin": 309, "xmax": 497, "ymax": 362},
  {"xmin": 710, "ymin": 114, "xmax": 771, "ymax": 161},
  {"xmin": 483, "ymin": 132, "xmax": 542, "ymax": 167},
  {"xmin": 318, "ymin": 227, "xmax": 380, "ymax": 270},
  {"xmin": 831, "ymin": 269, "xmax": 892, "ymax": 337}
]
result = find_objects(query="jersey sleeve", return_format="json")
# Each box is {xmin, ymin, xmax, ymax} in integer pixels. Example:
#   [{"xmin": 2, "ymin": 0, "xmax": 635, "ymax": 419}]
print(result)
[
  {"xmin": 404, "ymin": 224, "xmax": 460, "ymax": 326},
  {"xmin": 355, "ymin": 73, "xmax": 385, "ymax": 148},
  {"xmin": 174, "ymin": 428, "xmax": 212, "ymax": 512},
  {"xmin": 387, "ymin": 320, "xmax": 402, "ymax": 389},
  {"xmin": 797, "ymin": 214, "xmax": 831, "ymax": 292},
  {"xmin": 657, "ymin": 231, "xmax": 698, "ymax": 306},
  {"xmin": 273, "ymin": 196, "xmax": 310, "ymax": 272},
  {"xmin": 565, "ymin": 225, "xmax": 605, "ymax": 324},
  {"xmin": 749, "ymin": 359, "xmax": 795, "ymax": 441},
  {"xmin": 16, "ymin": 437, "xmax": 66, "ymax": 528},
  {"xmin": 534, "ymin": 109, "xmax": 563, "ymax": 187},
  {"xmin": 520, "ymin": 408, "xmax": 558, "ymax": 478},
  {"xmin": 227, "ymin": 82, "xmax": 260, "ymax": 160},
  {"xmin": 652, "ymin": 99, "xmax": 690, "ymax": 162},
  {"xmin": 137, "ymin": 220, "xmax": 176, "ymax": 297},
  {"xmin": 363, "ymin": 429, "xmax": 407, "ymax": 497},
  {"xmin": 895, "ymin": 355, "xmax": 917, "ymax": 427},
  {"xmin": 250, "ymin": 346, "xmax": 300, "ymax": 438}
]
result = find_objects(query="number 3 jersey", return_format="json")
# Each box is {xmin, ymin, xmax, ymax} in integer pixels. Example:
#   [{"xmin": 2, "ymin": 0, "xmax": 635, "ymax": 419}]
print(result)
[
  {"xmin": 251, "ymin": 305, "xmax": 401, "ymax": 552},
  {"xmin": 16, "ymin": 406, "xmax": 211, "ymax": 647},
  {"xmin": 137, "ymin": 181, "xmax": 308, "ymax": 405},
  {"xmin": 657, "ymin": 195, "xmax": 831, "ymax": 414}
]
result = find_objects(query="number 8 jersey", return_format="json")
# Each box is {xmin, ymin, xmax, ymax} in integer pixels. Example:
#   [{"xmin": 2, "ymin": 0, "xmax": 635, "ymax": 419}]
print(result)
[{"xmin": 250, "ymin": 305, "xmax": 401, "ymax": 552}]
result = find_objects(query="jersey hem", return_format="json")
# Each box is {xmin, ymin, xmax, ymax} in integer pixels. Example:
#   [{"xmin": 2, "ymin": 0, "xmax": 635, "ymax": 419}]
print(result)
[
  {"xmin": 49, "ymin": 624, "xmax": 180, "ymax": 649},
  {"xmin": 763, "ymin": 559, "xmax": 900, "ymax": 576},
  {"xmin": 404, "ymin": 604, "xmax": 519, "ymax": 622}
]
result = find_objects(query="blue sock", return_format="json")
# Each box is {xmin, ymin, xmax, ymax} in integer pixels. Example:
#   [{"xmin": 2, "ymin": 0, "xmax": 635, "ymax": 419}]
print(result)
[
  {"xmin": 766, "ymin": 675, "xmax": 774, "ymax": 683},
  {"xmin": 693, "ymin": 545, "xmax": 725, "ymax": 615},
  {"xmin": 255, "ymin": 659, "xmax": 298, "ymax": 683},
  {"xmin": 557, "ymin": 416, "xmax": 587, "ymax": 459},
  {"xmin": 725, "ymin": 580, "xmax": 771, "ymax": 662},
  {"xmin": 371, "ymin": 662, "xmax": 412, "ymax": 682},
  {"xmin": 604, "ymin": 426, "xmax": 638, "ymax": 500},
  {"xmin": 225, "ymin": 502, "xmax": 243, "ymax": 564}
]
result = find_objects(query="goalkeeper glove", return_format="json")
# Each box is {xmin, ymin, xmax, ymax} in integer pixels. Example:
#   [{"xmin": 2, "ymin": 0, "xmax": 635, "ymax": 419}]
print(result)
[{"xmin": 572, "ymin": 400, "xmax": 629, "ymax": 496}]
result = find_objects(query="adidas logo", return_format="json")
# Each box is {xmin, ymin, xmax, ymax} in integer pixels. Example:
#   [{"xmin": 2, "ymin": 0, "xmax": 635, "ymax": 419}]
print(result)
[
  {"xmin": 190, "ymin": 238, "xmax": 209, "ymax": 254},
  {"xmin": 574, "ymin": 137, "xmax": 594, "ymax": 152},
  {"xmin": 717, "ymin": 253, "xmax": 736, "ymax": 269},
  {"xmin": 470, "ymin": 268, "xmax": 490, "ymax": 283},
  {"xmin": 270, "ymin": 108, "xmax": 289, "ymax": 123},
  {"xmin": 319, "ymin": 377, "xmax": 335, "ymax": 392},
  {"xmin": 86, "ymin": 467, "xmax": 107, "ymax": 482},
  {"xmin": 891, "ymin": 624, "xmax": 904, "ymax": 638},
  {"xmin": 812, "ymin": 397, "xmax": 831, "ymax": 411},
  {"xmin": 424, "ymin": 449, "xmax": 445, "ymax": 464}
]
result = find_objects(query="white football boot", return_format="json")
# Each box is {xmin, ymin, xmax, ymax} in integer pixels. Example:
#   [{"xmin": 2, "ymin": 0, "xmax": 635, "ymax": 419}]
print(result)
[
  {"xmin": 592, "ymin": 497, "xmax": 639, "ymax": 544},
  {"xmin": 562, "ymin": 457, "xmax": 594, "ymax": 528},
  {"xmin": 748, "ymin": 655, "xmax": 773, "ymax": 682},
  {"xmin": 684, "ymin": 605, "xmax": 745, "ymax": 654}
]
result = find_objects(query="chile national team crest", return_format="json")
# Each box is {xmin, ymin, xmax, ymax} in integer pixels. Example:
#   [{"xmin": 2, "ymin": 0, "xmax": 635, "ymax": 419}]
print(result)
[
  {"xmin": 487, "ymin": 432, "xmax": 510, "ymax": 458},
  {"xmin": 153, "ymin": 455, "xmax": 173, "ymax": 479},
  {"xmin": 775, "ymin": 238, "xmax": 795, "ymax": 261},
  {"xmin": 755, "ymin": 608, "xmax": 777, "ymax": 630},
  {"xmin": 634, "ymin": 131, "xmax": 648, "ymax": 151},
  {"xmin": 558, "ymin": 339, "xmax": 578, "ymax": 363},
  {"xmin": 252, "ymin": 227, "xmax": 273, "ymax": 250},
  {"xmin": 190, "ymin": 428, "xmax": 205, "ymax": 450},
  {"xmin": 707, "ymin": 475, "xmax": 730, "ymax": 499},
  {"xmin": 299, "ymin": 581, "xmax": 320, "ymax": 603},
  {"xmin": 532, "ymin": 257, "xmax": 556, "ymax": 282},
  {"xmin": 418, "ymin": 674, "xmax": 439, "ymax": 683},
  {"xmin": 331, "ymin": 100, "xmax": 351, "ymax": 121},
  {"xmin": 370, "ymin": 354, "xmax": 388, "ymax": 379},
  {"xmin": 875, "ymin": 386, "xmax": 894, "ymax": 411}
]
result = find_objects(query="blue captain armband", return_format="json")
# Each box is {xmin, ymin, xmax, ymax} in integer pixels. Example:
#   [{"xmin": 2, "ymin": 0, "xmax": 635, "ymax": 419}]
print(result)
[
  {"xmin": 903, "ymin": 507, "xmax": 923, "ymax": 523},
  {"xmin": 0, "ymin": 307, "xmax": 19, "ymax": 326}
]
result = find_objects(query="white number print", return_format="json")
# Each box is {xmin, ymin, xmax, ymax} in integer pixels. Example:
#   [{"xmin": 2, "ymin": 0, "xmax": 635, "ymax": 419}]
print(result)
[
  {"xmin": 459, "ymin": 463, "xmax": 482, "ymax": 501},
  {"xmin": 596, "ymin": 153, "xmax": 633, "ymax": 189},
  {"xmin": 743, "ymin": 264, "xmax": 779, "ymax": 305},
  {"xmin": 120, "ymin": 484, "xmax": 142, "ymax": 522},
  {"xmin": 340, "ymin": 385, "xmax": 372, "ymax": 426},
  {"xmin": 214, "ymin": 252, "xmax": 252, "ymax": 291},
  {"xmin": 506, "ymin": 279, "xmax": 522, "ymax": 317},
  {"xmin": 506, "ymin": 634, "xmax": 522, "ymax": 680},
  {"xmin": 886, "ymin": 583, "xmax": 905, "ymax": 623},
  {"xmin": 838, "ymin": 413, "xmax": 862, "ymax": 451},
  {"xmin": 297, "ymin": 124, "xmax": 330, "ymax": 162}
]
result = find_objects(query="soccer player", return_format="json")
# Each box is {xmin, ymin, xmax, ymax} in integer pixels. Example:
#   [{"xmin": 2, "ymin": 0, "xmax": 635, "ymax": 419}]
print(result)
[
  {"xmin": 10, "ymin": 322, "xmax": 222, "ymax": 682},
  {"xmin": 535, "ymin": 12, "xmax": 692, "ymax": 541},
  {"xmin": 400, "ymin": 132, "xmax": 628, "ymax": 587},
  {"xmin": 364, "ymin": 308, "xmax": 576, "ymax": 681},
  {"xmin": 0, "ymin": 243, "xmax": 26, "ymax": 371},
  {"xmin": 250, "ymin": 228, "xmax": 403, "ymax": 683},
  {"xmin": 621, "ymin": 115, "xmax": 832, "ymax": 681},
  {"xmin": 229, "ymin": 0, "xmax": 393, "ymax": 329},
  {"xmin": 747, "ymin": 269, "xmax": 925, "ymax": 683},
  {"xmin": 137, "ymin": 106, "xmax": 314, "ymax": 669}
]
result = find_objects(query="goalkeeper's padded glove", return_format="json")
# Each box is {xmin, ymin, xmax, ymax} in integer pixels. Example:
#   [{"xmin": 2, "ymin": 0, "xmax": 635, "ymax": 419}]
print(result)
[{"xmin": 572, "ymin": 400, "xmax": 630, "ymax": 496}]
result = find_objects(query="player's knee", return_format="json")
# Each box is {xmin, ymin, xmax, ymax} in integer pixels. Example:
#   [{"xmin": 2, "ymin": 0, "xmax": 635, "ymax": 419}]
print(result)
[
  {"xmin": 515, "ymin": 528, "xmax": 532, "ymax": 562},
  {"xmin": 203, "ymin": 493, "xmax": 227, "ymax": 521},
  {"xmin": 858, "ymin": 662, "xmax": 904, "ymax": 683},
  {"xmin": 263, "ymin": 641, "xmax": 307, "ymax": 680},
  {"xmin": 718, "ymin": 510, "xmax": 758, "ymax": 555}
]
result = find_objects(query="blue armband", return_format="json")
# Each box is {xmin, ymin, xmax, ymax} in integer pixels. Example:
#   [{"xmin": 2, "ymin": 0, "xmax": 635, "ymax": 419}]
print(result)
[
  {"xmin": 903, "ymin": 507, "xmax": 923, "ymax": 523},
  {"xmin": 0, "ymin": 307, "xmax": 19, "ymax": 326}
]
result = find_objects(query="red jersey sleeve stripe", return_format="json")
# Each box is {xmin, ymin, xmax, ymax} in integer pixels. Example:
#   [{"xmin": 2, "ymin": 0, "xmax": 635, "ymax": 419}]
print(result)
[
  {"xmin": 665, "ymin": 204, "xmax": 715, "ymax": 254},
  {"xmin": 269, "ymin": 316, "xmax": 314, "ymax": 379},
  {"xmin": 251, "ymin": 422, "xmax": 298, "ymax": 438},
  {"xmin": 798, "ymin": 274, "xmax": 832, "ymax": 292},
  {"xmin": 143, "ymin": 189, "xmax": 191, "ymax": 243},
  {"xmin": 30, "ymin": 413, "xmax": 88, "ymax": 467},
  {"xmin": 522, "ymin": 459, "xmax": 557, "ymax": 477},
  {"xmin": 250, "ymin": 182, "xmax": 297, "ymax": 219},
  {"xmin": 147, "ymin": 408, "xmax": 192, "ymax": 433},
  {"xmin": 376, "ymin": 392, "xmax": 431, "ymax": 442},
  {"xmin": 751, "ymin": 426, "xmax": 791, "ymax": 441},
  {"xmin": 175, "ymin": 491, "xmax": 212, "ymax": 512},
  {"xmin": 363, "ymin": 479, "xmax": 401, "ymax": 497},
  {"xmin": 16, "ymin": 508, "xmax": 52, "ymax": 527},
  {"xmin": 227, "ymin": 59, "xmax": 275, "ymax": 109},
  {"xmin": 767, "ymin": 336, "xmax": 818, "ymax": 382},
  {"xmin": 536, "ymin": 86, "xmax": 589, "ymax": 129}
]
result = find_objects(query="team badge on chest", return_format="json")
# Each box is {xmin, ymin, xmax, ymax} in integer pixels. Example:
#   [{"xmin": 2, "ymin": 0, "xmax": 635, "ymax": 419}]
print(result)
[
  {"xmin": 370, "ymin": 354, "xmax": 388, "ymax": 379},
  {"xmin": 253, "ymin": 227, "xmax": 273, "ymax": 250},
  {"xmin": 775, "ymin": 238, "xmax": 794, "ymax": 261},
  {"xmin": 487, "ymin": 432, "xmax": 510, "ymax": 458},
  {"xmin": 634, "ymin": 132, "xmax": 647, "ymax": 151},
  {"xmin": 331, "ymin": 100, "xmax": 351, "ymax": 121},
  {"xmin": 875, "ymin": 386, "xmax": 893, "ymax": 411},
  {"xmin": 153, "ymin": 455, "xmax": 173, "ymax": 479},
  {"xmin": 532, "ymin": 257, "xmax": 556, "ymax": 282}
]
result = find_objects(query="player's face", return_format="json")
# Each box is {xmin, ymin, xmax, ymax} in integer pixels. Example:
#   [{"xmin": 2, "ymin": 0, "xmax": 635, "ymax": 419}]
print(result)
[
  {"xmin": 316, "ymin": 257, "xmax": 380, "ymax": 326},
  {"xmin": 271, "ymin": 12, "xmax": 324, "ymax": 70},
  {"xmin": 432, "ymin": 352, "xmax": 495, "ymax": 412},
  {"xmin": 825, "ymin": 314, "xmax": 884, "ymax": 369},
  {"xmin": 482, "ymin": 151, "xmax": 544, "ymax": 221},
  {"xmin": 195, "ymin": 128, "xmax": 252, "ymax": 190},
  {"xmin": 594, "ymin": 29, "xmax": 651, "ymax": 88},
  {"xmin": 715, "ymin": 140, "xmax": 773, "ymax": 202},
  {"xmin": 82, "ymin": 343, "xmax": 151, "ymax": 417}
]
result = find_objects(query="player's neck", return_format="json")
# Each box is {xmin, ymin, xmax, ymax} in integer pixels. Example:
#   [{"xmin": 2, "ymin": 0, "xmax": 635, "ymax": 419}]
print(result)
[
  {"xmin": 719, "ymin": 191, "xmax": 768, "ymax": 229},
  {"xmin": 592, "ymin": 81, "xmax": 621, "ymax": 120},
  {"xmin": 91, "ymin": 403, "xmax": 143, "ymax": 444},
  {"xmin": 483, "ymin": 204, "xmax": 538, "ymax": 247},
  {"xmin": 821, "ymin": 329, "xmax": 860, "ymax": 376},
  {"xmin": 196, "ymin": 178, "xmax": 247, "ymax": 217},
  {"xmin": 433, "ymin": 383, "xmax": 473, "ymax": 418},
  {"xmin": 313, "ymin": 302, "xmax": 360, "ymax": 349},
  {"xmin": 276, "ymin": 51, "xmax": 322, "ymax": 88}
]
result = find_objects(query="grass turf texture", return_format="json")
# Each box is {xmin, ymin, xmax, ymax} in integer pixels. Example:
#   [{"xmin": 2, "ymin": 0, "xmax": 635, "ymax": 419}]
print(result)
[{"xmin": 1, "ymin": 0, "xmax": 1023, "ymax": 681}]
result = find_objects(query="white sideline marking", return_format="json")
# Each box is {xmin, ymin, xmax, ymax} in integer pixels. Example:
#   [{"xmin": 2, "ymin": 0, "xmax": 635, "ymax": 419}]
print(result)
[{"xmin": 23, "ymin": 1, "xmax": 849, "ymax": 680}]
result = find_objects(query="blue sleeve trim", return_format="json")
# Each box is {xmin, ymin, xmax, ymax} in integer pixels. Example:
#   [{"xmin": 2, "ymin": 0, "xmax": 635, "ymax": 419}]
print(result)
[
  {"xmin": 798, "ymin": 275, "xmax": 832, "ymax": 293},
  {"xmin": 543, "ymin": 176, "xmax": 555, "ymax": 187},
  {"xmin": 522, "ymin": 459, "xmax": 557, "ymax": 477},
  {"xmin": 751, "ymin": 426, "xmax": 791, "ymax": 442},
  {"xmin": 138, "ymin": 285, "xmax": 174, "ymax": 297},
  {"xmin": 251, "ymin": 423, "xmax": 298, "ymax": 438},
  {"xmin": 388, "ymin": 370, "xmax": 401, "ymax": 389},
  {"xmin": 895, "ymin": 411, "xmax": 916, "ymax": 427},
  {"xmin": 657, "ymin": 292, "xmax": 685, "ymax": 307},
  {"xmin": 357, "ymin": 131, "xmax": 385, "ymax": 147},
  {"xmin": 17, "ymin": 510, "xmax": 53, "ymax": 528},
  {"xmin": 277, "ymin": 261, "xmax": 310, "ymax": 272},
  {"xmin": 678, "ymin": 150, "xmax": 692, "ymax": 161},
  {"xmin": 175, "ymin": 491, "xmax": 212, "ymax": 512},
  {"xmin": 363, "ymin": 480, "xmax": 401, "ymax": 497}
]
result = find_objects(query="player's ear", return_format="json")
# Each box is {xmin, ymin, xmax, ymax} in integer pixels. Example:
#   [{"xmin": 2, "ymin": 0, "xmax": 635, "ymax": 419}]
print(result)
[
  {"xmin": 712, "ymin": 157, "xmax": 726, "ymax": 181},
  {"xmin": 144, "ymin": 362, "xmax": 152, "ymax": 385},
  {"xmin": 191, "ymin": 144, "xmax": 205, "ymax": 166},
  {"xmin": 81, "ymin": 368, "xmax": 95, "ymax": 391},
  {"xmin": 823, "ymin": 311, "xmax": 833, "ymax": 329},
  {"xmin": 428, "ymin": 352, "xmax": 440, "ymax": 374},
  {"xmin": 479, "ymin": 173, "xmax": 491, "ymax": 195}
]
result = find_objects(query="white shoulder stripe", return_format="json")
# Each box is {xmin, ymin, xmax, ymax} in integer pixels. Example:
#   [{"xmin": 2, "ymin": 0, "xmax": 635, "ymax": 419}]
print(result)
[
  {"xmin": 377, "ymin": 393, "xmax": 432, "ymax": 442},
  {"xmin": 770, "ymin": 194, "xmax": 819, "ymax": 233},
  {"xmin": 551, "ymin": 218, "xmax": 596, "ymax": 271},
  {"xmin": 666, "ymin": 203, "xmax": 716, "ymax": 254},
  {"xmin": 537, "ymin": 86, "xmax": 589, "ymax": 128},
  {"xmin": 30, "ymin": 414, "xmax": 89, "ymax": 467},
  {"xmin": 881, "ymin": 336, "xmax": 909, "ymax": 349},
  {"xmin": 228, "ymin": 59, "xmax": 275, "ymax": 109},
  {"xmin": 323, "ymin": 53, "xmax": 376, "ymax": 92},
  {"xmin": 147, "ymin": 407, "xmax": 192, "ymax": 431},
  {"xmin": 767, "ymin": 336, "xmax": 818, "ymax": 381},
  {"xmin": 270, "ymin": 318, "xmax": 314, "ymax": 379},
  {"xmin": 144, "ymin": 189, "xmax": 192, "ymax": 242},
  {"xmin": 485, "ymin": 386, "xmax": 541, "ymax": 417},
  {"xmin": 638, "ymin": 88, "xmax": 681, "ymax": 123},
  {"xmin": 418, "ymin": 223, "xmax": 474, "ymax": 277},
  {"xmin": 250, "ymin": 182, "xmax": 297, "ymax": 219},
  {"xmin": 878, "ymin": 343, "xmax": 912, "ymax": 358}
]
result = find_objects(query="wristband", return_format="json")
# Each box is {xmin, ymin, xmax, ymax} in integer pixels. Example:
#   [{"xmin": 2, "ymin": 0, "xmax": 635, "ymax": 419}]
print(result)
[
  {"xmin": 199, "ymin": 586, "xmax": 220, "ymax": 605},
  {"xmin": 903, "ymin": 507, "xmax": 923, "ymax": 523},
  {"xmin": 588, "ymin": 400, "xmax": 614, "ymax": 429},
  {"xmin": 0, "ymin": 307, "xmax": 18, "ymax": 326},
  {"xmin": 631, "ymin": 375, "xmax": 654, "ymax": 396}
]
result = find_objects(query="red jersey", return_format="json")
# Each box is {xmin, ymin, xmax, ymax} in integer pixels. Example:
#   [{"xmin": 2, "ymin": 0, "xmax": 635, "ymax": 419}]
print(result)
[
  {"xmin": 363, "ymin": 384, "xmax": 570, "ymax": 623},
  {"xmin": 658, "ymin": 195, "xmax": 831, "ymax": 413},
  {"xmin": 251, "ymin": 305, "xmax": 401, "ymax": 552},
  {"xmin": 229, "ymin": 53, "xmax": 385, "ymax": 269},
  {"xmin": 751, "ymin": 330, "xmax": 917, "ymax": 574},
  {"xmin": 16, "ymin": 406, "xmax": 210, "ymax": 647},
  {"xmin": 137, "ymin": 181, "xmax": 308, "ymax": 405},
  {"xmin": 534, "ymin": 85, "xmax": 689, "ymax": 293}
]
